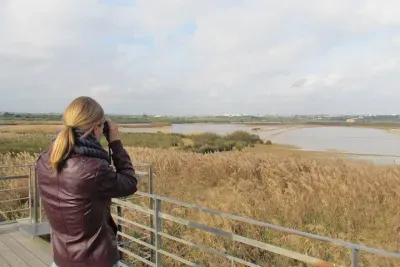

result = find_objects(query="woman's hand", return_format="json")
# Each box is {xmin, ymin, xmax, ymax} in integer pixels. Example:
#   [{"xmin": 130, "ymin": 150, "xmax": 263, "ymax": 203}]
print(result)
[{"xmin": 106, "ymin": 119, "xmax": 120, "ymax": 142}]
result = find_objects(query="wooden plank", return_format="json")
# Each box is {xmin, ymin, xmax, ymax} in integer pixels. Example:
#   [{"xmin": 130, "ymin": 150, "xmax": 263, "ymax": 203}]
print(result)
[
  {"xmin": 0, "ymin": 238, "xmax": 29, "ymax": 267},
  {"xmin": 0, "ymin": 234, "xmax": 47, "ymax": 267},
  {"xmin": 8, "ymin": 232, "xmax": 52, "ymax": 265},
  {"xmin": 10, "ymin": 232, "xmax": 52, "ymax": 255},
  {"xmin": 0, "ymin": 256, "xmax": 11, "ymax": 267},
  {"xmin": 19, "ymin": 222, "xmax": 51, "ymax": 238},
  {"xmin": 31, "ymin": 237, "xmax": 53, "ymax": 255},
  {"xmin": 0, "ymin": 223, "xmax": 21, "ymax": 235},
  {"xmin": 12, "ymin": 231, "xmax": 52, "ymax": 255}
]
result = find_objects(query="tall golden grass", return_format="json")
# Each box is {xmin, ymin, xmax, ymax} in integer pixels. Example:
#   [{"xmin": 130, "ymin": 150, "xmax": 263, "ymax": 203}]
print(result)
[
  {"xmin": 1, "ymin": 148, "xmax": 399, "ymax": 266},
  {"xmin": 0, "ymin": 125, "xmax": 62, "ymax": 133}
]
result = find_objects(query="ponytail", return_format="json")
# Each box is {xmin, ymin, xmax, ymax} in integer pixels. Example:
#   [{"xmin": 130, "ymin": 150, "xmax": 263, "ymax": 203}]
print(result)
[
  {"xmin": 49, "ymin": 126, "xmax": 75, "ymax": 174},
  {"xmin": 49, "ymin": 96, "xmax": 105, "ymax": 174}
]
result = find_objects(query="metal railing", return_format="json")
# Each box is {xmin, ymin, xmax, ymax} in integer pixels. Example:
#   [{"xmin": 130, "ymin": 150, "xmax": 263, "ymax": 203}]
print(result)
[
  {"xmin": 0, "ymin": 165, "xmax": 36, "ymax": 225},
  {"xmin": 0, "ymin": 164, "xmax": 153, "ymax": 228},
  {"xmin": 111, "ymin": 192, "xmax": 400, "ymax": 267}
]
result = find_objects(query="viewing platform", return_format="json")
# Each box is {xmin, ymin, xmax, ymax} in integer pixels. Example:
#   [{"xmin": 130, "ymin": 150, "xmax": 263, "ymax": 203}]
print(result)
[
  {"xmin": 0, "ymin": 164, "xmax": 400, "ymax": 266},
  {"xmin": 0, "ymin": 222, "xmax": 52, "ymax": 267}
]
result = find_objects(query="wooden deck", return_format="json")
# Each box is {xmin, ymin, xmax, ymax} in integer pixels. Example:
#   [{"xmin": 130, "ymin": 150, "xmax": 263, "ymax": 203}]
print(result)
[{"xmin": 0, "ymin": 223, "xmax": 52, "ymax": 267}]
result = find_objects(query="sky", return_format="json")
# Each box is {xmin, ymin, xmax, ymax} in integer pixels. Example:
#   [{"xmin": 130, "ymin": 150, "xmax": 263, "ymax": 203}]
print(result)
[{"xmin": 0, "ymin": 0, "xmax": 399, "ymax": 115}]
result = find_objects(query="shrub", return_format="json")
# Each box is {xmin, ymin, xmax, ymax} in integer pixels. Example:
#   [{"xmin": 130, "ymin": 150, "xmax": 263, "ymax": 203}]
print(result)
[
  {"xmin": 234, "ymin": 141, "xmax": 246, "ymax": 151},
  {"xmin": 184, "ymin": 131, "xmax": 262, "ymax": 154},
  {"xmin": 226, "ymin": 130, "xmax": 262, "ymax": 144}
]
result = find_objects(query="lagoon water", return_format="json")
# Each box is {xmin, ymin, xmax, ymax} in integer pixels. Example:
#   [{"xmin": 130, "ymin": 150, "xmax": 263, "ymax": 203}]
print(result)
[
  {"xmin": 121, "ymin": 123, "xmax": 400, "ymax": 165},
  {"xmin": 120, "ymin": 123, "xmax": 265, "ymax": 134}
]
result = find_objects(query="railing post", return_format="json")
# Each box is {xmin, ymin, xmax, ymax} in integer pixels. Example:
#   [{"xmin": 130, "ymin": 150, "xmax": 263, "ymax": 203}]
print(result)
[
  {"xmin": 39, "ymin": 197, "xmax": 43, "ymax": 222},
  {"xmin": 117, "ymin": 204, "xmax": 123, "ymax": 260},
  {"xmin": 155, "ymin": 198, "xmax": 162, "ymax": 266},
  {"xmin": 33, "ymin": 166, "xmax": 39, "ymax": 224},
  {"xmin": 149, "ymin": 165, "xmax": 155, "ymax": 263},
  {"xmin": 28, "ymin": 166, "xmax": 32, "ymax": 224},
  {"xmin": 351, "ymin": 248, "xmax": 359, "ymax": 267}
]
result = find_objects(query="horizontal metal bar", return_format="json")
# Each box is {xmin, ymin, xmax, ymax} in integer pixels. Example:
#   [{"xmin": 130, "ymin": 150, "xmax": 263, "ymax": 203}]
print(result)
[
  {"xmin": 122, "ymin": 195, "xmax": 148, "ymax": 201},
  {"xmin": 2, "ymin": 208, "xmax": 30, "ymax": 213},
  {"xmin": 0, "ymin": 175, "xmax": 29, "ymax": 181},
  {"xmin": 136, "ymin": 192, "xmax": 400, "ymax": 259},
  {"xmin": 118, "ymin": 222, "xmax": 151, "ymax": 237},
  {"xmin": 118, "ymin": 231, "xmax": 156, "ymax": 251},
  {"xmin": 111, "ymin": 214, "xmax": 155, "ymax": 233},
  {"xmin": 120, "ymin": 231, "xmax": 150, "ymax": 241},
  {"xmin": 0, "ymin": 165, "xmax": 33, "ymax": 169},
  {"xmin": 159, "ymin": 249, "xmax": 200, "ymax": 267},
  {"xmin": 159, "ymin": 232, "xmax": 260, "ymax": 267},
  {"xmin": 112, "ymin": 198, "xmax": 155, "ymax": 216},
  {"xmin": 0, "ymin": 197, "xmax": 29, "ymax": 204},
  {"xmin": 122, "ymin": 236, "xmax": 150, "ymax": 244},
  {"xmin": 118, "ymin": 240, "xmax": 137, "ymax": 246},
  {"xmin": 118, "ymin": 247, "xmax": 156, "ymax": 267},
  {"xmin": 111, "ymin": 209, "xmax": 149, "ymax": 221},
  {"xmin": 0, "ymin": 186, "xmax": 30, "ymax": 192},
  {"xmin": 121, "ymin": 243, "xmax": 152, "ymax": 259},
  {"xmin": 159, "ymin": 212, "xmax": 337, "ymax": 267},
  {"xmin": 135, "ymin": 171, "xmax": 149, "ymax": 179}
]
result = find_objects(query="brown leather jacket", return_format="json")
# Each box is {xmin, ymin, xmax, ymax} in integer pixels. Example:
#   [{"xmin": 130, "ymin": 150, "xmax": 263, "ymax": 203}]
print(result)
[{"xmin": 36, "ymin": 140, "xmax": 137, "ymax": 267}]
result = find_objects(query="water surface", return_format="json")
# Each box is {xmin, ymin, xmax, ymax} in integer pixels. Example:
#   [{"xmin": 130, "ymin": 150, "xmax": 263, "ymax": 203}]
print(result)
[{"xmin": 121, "ymin": 123, "xmax": 400, "ymax": 165}]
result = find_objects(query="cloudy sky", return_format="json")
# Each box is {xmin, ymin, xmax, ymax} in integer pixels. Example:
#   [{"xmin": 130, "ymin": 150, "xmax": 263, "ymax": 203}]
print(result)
[{"xmin": 0, "ymin": 0, "xmax": 399, "ymax": 115}]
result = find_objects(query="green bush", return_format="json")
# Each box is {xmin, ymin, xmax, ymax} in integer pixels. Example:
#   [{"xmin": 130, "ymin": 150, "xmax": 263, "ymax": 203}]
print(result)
[
  {"xmin": 226, "ymin": 130, "xmax": 262, "ymax": 144},
  {"xmin": 184, "ymin": 131, "xmax": 263, "ymax": 154},
  {"xmin": 234, "ymin": 141, "xmax": 246, "ymax": 151},
  {"xmin": 190, "ymin": 132, "xmax": 220, "ymax": 145}
]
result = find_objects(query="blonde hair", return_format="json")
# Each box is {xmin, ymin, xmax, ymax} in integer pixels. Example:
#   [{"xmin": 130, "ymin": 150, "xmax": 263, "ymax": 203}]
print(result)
[{"xmin": 50, "ymin": 96, "xmax": 105, "ymax": 174}]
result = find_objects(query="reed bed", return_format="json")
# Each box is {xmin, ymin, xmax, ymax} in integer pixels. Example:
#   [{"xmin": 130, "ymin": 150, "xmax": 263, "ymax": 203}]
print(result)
[{"xmin": 0, "ymin": 148, "xmax": 399, "ymax": 266}]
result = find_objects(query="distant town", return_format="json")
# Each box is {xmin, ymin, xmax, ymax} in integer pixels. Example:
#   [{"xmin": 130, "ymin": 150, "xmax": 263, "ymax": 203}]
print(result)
[{"xmin": 1, "ymin": 111, "xmax": 400, "ymax": 126}]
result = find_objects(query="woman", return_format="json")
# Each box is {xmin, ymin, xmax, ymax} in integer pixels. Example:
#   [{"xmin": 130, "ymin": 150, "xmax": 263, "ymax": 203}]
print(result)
[{"xmin": 35, "ymin": 96, "xmax": 137, "ymax": 267}]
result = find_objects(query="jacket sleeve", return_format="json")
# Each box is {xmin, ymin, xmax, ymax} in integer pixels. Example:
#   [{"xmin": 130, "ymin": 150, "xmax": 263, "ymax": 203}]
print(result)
[{"xmin": 94, "ymin": 140, "xmax": 137, "ymax": 198}]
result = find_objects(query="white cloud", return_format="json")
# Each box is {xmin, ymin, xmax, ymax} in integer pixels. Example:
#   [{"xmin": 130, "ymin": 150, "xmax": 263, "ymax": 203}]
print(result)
[
  {"xmin": 0, "ymin": 0, "xmax": 400, "ymax": 114},
  {"xmin": 358, "ymin": 0, "xmax": 400, "ymax": 26}
]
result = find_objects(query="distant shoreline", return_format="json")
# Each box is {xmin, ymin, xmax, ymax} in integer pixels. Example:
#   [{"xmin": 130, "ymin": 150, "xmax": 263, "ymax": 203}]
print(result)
[
  {"xmin": 239, "ymin": 121, "xmax": 400, "ymax": 129},
  {"xmin": 2, "ymin": 120, "xmax": 400, "ymax": 131}
]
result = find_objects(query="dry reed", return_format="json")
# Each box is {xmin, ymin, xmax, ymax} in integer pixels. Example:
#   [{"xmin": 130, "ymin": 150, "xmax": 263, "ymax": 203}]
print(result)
[{"xmin": 0, "ymin": 148, "xmax": 399, "ymax": 266}]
